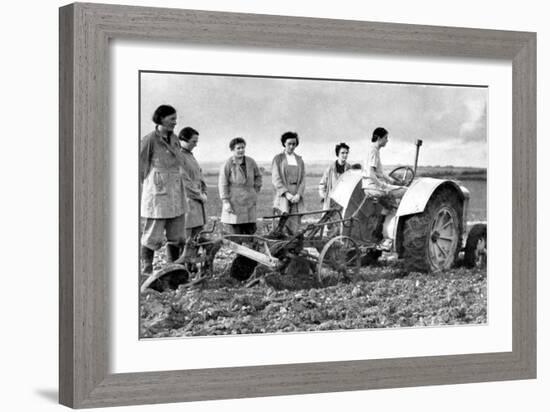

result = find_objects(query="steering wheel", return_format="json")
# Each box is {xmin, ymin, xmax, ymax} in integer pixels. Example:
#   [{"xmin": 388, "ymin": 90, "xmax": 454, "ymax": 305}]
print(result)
[{"xmin": 388, "ymin": 166, "xmax": 415, "ymax": 186}]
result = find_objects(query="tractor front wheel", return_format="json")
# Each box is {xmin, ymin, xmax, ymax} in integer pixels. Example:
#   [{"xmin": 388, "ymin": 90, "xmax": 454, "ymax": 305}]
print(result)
[{"xmin": 402, "ymin": 189, "xmax": 462, "ymax": 272}]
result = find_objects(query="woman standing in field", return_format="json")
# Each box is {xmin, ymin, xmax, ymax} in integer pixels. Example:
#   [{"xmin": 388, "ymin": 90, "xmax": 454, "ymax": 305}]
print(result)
[
  {"xmin": 140, "ymin": 105, "xmax": 188, "ymax": 274},
  {"xmin": 318, "ymin": 142, "xmax": 352, "ymax": 210},
  {"xmin": 218, "ymin": 137, "xmax": 263, "ymax": 235},
  {"xmin": 271, "ymin": 131, "xmax": 306, "ymax": 235},
  {"xmin": 178, "ymin": 126, "xmax": 208, "ymax": 261}
]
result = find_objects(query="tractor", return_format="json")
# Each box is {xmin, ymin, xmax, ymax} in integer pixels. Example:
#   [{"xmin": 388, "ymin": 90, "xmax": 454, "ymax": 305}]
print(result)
[{"xmin": 330, "ymin": 139, "xmax": 487, "ymax": 273}]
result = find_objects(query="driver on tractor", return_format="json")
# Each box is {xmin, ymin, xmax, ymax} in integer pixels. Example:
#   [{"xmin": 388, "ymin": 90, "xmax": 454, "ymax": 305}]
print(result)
[{"xmin": 362, "ymin": 127, "xmax": 407, "ymax": 246}]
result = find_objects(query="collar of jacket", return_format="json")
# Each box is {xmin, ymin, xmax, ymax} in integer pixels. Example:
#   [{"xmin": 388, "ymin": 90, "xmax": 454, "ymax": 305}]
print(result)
[
  {"xmin": 231, "ymin": 156, "xmax": 246, "ymax": 165},
  {"xmin": 154, "ymin": 126, "xmax": 174, "ymax": 141},
  {"xmin": 152, "ymin": 128, "xmax": 186, "ymax": 164},
  {"xmin": 279, "ymin": 151, "xmax": 301, "ymax": 160}
]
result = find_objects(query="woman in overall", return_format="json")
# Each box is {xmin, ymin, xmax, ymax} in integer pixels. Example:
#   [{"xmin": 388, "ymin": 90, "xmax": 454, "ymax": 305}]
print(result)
[
  {"xmin": 139, "ymin": 105, "xmax": 188, "ymax": 274},
  {"xmin": 271, "ymin": 131, "xmax": 306, "ymax": 235},
  {"xmin": 218, "ymin": 137, "xmax": 263, "ymax": 235},
  {"xmin": 178, "ymin": 126, "xmax": 208, "ymax": 262}
]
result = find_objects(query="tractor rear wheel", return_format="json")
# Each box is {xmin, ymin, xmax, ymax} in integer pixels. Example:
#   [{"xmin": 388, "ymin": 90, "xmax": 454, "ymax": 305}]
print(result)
[
  {"xmin": 401, "ymin": 188, "xmax": 462, "ymax": 272},
  {"xmin": 464, "ymin": 224, "xmax": 487, "ymax": 268}
]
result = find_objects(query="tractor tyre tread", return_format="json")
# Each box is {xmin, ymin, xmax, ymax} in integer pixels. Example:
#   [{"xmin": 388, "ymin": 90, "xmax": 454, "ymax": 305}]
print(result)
[
  {"xmin": 463, "ymin": 223, "xmax": 487, "ymax": 268},
  {"xmin": 401, "ymin": 188, "xmax": 462, "ymax": 272}
]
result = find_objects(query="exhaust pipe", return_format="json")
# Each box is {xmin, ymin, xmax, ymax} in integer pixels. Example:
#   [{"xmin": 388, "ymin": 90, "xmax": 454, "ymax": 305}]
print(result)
[{"xmin": 414, "ymin": 139, "xmax": 423, "ymax": 175}]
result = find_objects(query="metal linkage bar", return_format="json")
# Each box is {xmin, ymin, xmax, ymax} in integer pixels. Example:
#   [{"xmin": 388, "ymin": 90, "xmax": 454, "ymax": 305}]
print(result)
[
  {"xmin": 221, "ymin": 234, "xmax": 280, "ymax": 243},
  {"xmin": 262, "ymin": 208, "xmax": 339, "ymax": 220},
  {"xmin": 222, "ymin": 239, "xmax": 281, "ymax": 269}
]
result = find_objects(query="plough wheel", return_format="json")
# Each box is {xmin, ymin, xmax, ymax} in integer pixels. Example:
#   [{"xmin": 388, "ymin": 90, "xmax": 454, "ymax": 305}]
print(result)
[
  {"xmin": 140, "ymin": 264, "xmax": 190, "ymax": 293},
  {"xmin": 317, "ymin": 235, "xmax": 360, "ymax": 286}
]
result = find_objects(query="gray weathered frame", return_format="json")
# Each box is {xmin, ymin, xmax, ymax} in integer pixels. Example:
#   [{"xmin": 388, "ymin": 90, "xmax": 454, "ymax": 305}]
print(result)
[{"xmin": 59, "ymin": 2, "xmax": 536, "ymax": 408}]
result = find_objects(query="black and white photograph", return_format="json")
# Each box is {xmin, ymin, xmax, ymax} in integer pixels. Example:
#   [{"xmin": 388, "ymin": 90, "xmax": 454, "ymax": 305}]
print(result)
[
  {"xmin": 3, "ymin": 0, "xmax": 545, "ymax": 410},
  {"xmin": 139, "ymin": 71, "xmax": 488, "ymax": 338}
]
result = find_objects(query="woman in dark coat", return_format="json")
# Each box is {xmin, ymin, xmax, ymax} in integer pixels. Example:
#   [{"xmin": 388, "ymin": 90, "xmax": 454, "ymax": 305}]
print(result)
[{"xmin": 318, "ymin": 142, "xmax": 352, "ymax": 210}]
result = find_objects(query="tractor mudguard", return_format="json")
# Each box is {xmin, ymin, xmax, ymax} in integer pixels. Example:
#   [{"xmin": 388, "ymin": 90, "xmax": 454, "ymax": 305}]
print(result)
[
  {"xmin": 329, "ymin": 169, "xmax": 363, "ymax": 210},
  {"xmin": 393, "ymin": 178, "xmax": 470, "ymax": 255},
  {"xmin": 395, "ymin": 178, "xmax": 470, "ymax": 218}
]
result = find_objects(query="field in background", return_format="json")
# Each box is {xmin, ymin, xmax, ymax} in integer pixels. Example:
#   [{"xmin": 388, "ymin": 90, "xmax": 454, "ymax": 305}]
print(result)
[
  {"xmin": 202, "ymin": 162, "xmax": 487, "ymax": 180},
  {"xmin": 202, "ymin": 166, "xmax": 487, "ymax": 223}
]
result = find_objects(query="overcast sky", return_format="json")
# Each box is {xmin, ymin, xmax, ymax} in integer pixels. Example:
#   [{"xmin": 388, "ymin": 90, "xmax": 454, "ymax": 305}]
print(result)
[{"xmin": 140, "ymin": 72, "xmax": 487, "ymax": 167}]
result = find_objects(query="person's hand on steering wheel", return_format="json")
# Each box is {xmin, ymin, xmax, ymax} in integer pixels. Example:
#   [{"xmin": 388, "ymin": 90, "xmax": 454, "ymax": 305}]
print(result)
[
  {"xmin": 388, "ymin": 166, "xmax": 415, "ymax": 187},
  {"xmin": 389, "ymin": 176, "xmax": 403, "ymax": 186}
]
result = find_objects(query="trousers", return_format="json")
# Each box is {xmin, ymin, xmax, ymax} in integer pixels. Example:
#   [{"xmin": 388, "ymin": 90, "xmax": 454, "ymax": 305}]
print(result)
[{"xmin": 140, "ymin": 213, "xmax": 186, "ymax": 251}]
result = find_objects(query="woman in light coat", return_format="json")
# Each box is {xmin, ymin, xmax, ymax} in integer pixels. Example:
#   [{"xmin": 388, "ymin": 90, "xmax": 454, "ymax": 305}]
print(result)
[
  {"xmin": 271, "ymin": 131, "xmax": 306, "ymax": 235},
  {"xmin": 218, "ymin": 137, "xmax": 263, "ymax": 235},
  {"xmin": 178, "ymin": 126, "xmax": 208, "ymax": 260},
  {"xmin": 140, "ymin": 105, "xmax": 188, "ymax": 274},
  {"xmin": 318, "ymin": 142, "xmax": 352, "ymax": 210}
]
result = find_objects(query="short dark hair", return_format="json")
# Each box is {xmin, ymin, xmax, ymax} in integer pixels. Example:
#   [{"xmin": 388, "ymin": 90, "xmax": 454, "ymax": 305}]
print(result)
[
  {"xmin": 335, "ymin": 142, "xmax": 350, "ymax": 156},
  {"xmin": 372, "ymin": 127, "xmax": 388, "ymax": 142},
  {"xmin": 152, "ymin": 105, "xmax": 176, "ymax": 125},
  {"xmin": 229, "ymin": 137, "xmax": 246, "ymax": 150},
  {"xmin": 281, "ymin": 131, "xmax": 299, "ymax": 147},
  {"xmin": 178, "ymin": 127, "xmax": 199, "ymax": 142},
  {"xmin": 351, "ymin": 163, "xmax": 362, "ymax": 170}
]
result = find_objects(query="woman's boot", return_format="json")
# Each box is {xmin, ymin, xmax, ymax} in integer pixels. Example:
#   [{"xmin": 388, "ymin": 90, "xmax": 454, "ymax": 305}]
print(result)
[
  {"xmin": 165, "ymin": 243, "xmax": 182, "ymax": 263},
  {"xmin": 141, "ymin": 246, "xmax": 154, "ymax": 274}
]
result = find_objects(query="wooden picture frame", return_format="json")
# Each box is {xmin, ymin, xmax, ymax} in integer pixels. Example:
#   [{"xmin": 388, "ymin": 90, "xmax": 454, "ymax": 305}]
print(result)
[{"xmin": 59, "ymin": 2, "xmax": 536, "ymax": 408}]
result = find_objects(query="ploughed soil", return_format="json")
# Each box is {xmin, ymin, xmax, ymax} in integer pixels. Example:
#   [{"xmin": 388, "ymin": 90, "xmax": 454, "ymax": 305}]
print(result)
[{"xmin": 140, "ymin": 247, "xmax": 487, "ymax": 338}]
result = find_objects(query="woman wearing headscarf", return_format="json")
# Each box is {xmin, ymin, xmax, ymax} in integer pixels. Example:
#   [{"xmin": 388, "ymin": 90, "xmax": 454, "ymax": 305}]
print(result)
[
  {"xmin": 178, "ymin": 126, "xmax": 208, "ymax": 260},
  {"xmin": 271, "ymin": 131, "xmax": 306, "ymax": 235},
  {"xmin": 318, "ymin": 142, "xmax": 352, "ymax": 210},
  {"xmin": 139, "ymin": 105, "xmax": 187, "ymax": 274},
  {"xmin": 219, "ymin": 137, "xmax": 263, "ymax": 235}
]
